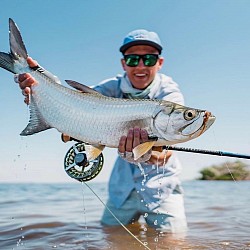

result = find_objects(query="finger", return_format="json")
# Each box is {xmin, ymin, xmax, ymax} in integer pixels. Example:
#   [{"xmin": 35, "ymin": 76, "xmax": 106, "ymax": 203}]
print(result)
[
  {"xmin": 24, "ymin": 96, "xmax": 29, "ymax": 105},
  {"xmin": 23, "ymin": 87, "xmax": 31, "ymax": 96},
  {"xmin": 27, "ymin": 57, "xmax": 38, "ymax": 68},
  {"xmin": 14, "ymin": 74, "xmax": 19, "ymax": 83},
  {"xmin": 133, "ymin": 126, "xmax": 140, "ymax": 148},
  {"xmin": 22, "ymin": 87, "xmax": 31, "ymax": 104},
  {"xmin": 126, "ymin": 128, "xmax": 134, "ymax": 152},
  {"xmin": 18, "ymin": 73, "xmax": 31, "ymax": 83},
  {"xmin": 19, "ymin": 74, "xmax": 37, "ymax": 89},
  {"xmin": 118, "ymin": 135, "xmax": 127, "ymax": 153},
  {"xmin": 159, "ymin": 150, "xmax": 173, "ymax": 165},
  {"xmin": 164, "ymin": 150, "xmax": 173, "ymax": 159},
  {"xmin": 61, "ymin": 134, "xmax": 71, "ymax": 143},
  {"xmin": 140, "ymin": 128, "xmax": 149, "ymax": 143}
]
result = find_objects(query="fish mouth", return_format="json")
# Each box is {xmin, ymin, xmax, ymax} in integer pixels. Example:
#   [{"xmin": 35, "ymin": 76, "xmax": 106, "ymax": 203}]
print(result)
[{"xmin": 180, "ymin": 111, "xmax": 216, "ymax": 137}]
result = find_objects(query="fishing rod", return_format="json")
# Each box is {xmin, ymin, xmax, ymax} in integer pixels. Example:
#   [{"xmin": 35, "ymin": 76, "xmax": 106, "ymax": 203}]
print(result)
[{"xmin": 163, "ymin": 146, "xmax": 250, "ymax": 160}]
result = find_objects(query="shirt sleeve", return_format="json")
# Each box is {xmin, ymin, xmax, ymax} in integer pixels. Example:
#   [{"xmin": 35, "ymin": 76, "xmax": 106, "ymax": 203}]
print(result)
[
  {"xmin": 151, "ymin": 74, "xmax": 185, "ymax": 105},
  {"xmin": 93, "ymin": 75, "xmax": 123, "ymax": 98}
]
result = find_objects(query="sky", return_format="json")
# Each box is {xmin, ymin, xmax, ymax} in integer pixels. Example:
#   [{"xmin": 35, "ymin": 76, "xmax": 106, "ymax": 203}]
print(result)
[{"xmin": 0, "ymin": 0, "xmax": 249, "ymax": 183}]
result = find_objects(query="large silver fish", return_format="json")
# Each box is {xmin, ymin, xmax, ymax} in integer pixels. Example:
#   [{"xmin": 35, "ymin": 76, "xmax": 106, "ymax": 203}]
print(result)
[{"xmin": 0, "ymin": 19, "xmax": 215, "ymax": 160}]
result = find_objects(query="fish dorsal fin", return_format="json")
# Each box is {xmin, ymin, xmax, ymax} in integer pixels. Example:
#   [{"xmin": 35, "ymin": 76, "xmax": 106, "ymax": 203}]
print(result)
[
  {"xmin": 20, "ymin": 97, "xmax": 52, "ymax": 136},
  {"xmin": 84, "ymin": 144, "xmax": 105, "ymax": 161},
  {"xmin": 65, "ymin": 80, "xmax": 102, "ymax": 95},
  {"xmin": 133, "ymin": 141, "xmax": 156, "ymax": 160},
  {"xmin": 9, "ymin": 18, "xmax": 28, "ymax": 60}
]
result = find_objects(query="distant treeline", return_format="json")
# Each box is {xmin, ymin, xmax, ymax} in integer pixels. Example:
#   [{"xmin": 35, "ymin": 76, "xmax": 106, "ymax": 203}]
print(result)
[{"xmin": 199, "ymin": 160, "xmax": 250, "ymax": 181}]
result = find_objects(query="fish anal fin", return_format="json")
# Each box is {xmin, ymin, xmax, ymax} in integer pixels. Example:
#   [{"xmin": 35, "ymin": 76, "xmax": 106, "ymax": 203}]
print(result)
[
  {"xmin": 20, "ymin": 121, "xmax": 51, "ymax": 136},
  {"xmin": 20, "ymin": 97, "xmax": 52, "ymax": 136},
  {"xmin": 133, "ymin": 141, "xmax": 155, "ymax": 160},
  {"xmin": 65, "ymin": 80, "xmax": 102, "ymax": 96},
  {"xmin": 85, "ymin": 144, "xmax": 105, "ymax": 161}
]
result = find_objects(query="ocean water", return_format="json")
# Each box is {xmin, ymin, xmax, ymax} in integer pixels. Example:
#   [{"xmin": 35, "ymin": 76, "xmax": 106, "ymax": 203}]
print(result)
[{"xmin": 0, "ymin": 181, "xmax": 250, "ymax": 250}]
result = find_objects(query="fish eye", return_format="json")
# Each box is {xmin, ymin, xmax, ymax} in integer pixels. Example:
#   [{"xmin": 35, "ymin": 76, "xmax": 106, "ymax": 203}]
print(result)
[{"xmin": 184, "ymin": 109, "xmax": 197, "ymax": 120}]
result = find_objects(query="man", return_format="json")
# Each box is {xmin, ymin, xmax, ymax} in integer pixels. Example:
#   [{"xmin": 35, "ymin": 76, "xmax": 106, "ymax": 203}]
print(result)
[{"xmin": 17, "ymin": 29, "xmax": 187, "ymax": 233}]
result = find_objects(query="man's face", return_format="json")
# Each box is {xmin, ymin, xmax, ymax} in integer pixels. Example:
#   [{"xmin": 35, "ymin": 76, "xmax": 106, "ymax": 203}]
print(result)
[{"xmin": 121, "ymin": 45, "xmax": 164, "ymax": 90}]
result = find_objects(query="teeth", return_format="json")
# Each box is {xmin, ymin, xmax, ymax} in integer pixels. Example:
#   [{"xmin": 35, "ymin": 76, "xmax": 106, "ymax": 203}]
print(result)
[{"xmin": 135, "ymin": 74, "xmax": 146, "ymax": 76}]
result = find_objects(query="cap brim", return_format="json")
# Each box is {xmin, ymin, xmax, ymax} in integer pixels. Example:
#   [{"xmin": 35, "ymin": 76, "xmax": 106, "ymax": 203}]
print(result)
[{"xmin": 119, "ymin": 40, "xmax": 162, "ymax": 54}]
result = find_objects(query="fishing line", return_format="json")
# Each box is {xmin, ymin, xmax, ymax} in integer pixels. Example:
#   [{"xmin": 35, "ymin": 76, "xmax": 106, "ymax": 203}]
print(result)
[
  {"xmin": 80, "ymin": 182, "xmax": 90, "ymax": 247},
  {"xmin": 83, "ymin": 182, "xmax": 152, "ymax": 250},
  {"xmin": 212, "ymin": 131, "xmax": 236, "ymax": 183}
]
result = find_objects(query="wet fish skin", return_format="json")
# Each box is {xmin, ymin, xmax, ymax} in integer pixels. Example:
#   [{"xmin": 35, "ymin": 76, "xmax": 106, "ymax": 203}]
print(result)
[{"xmin": 0, "ymin": 19, "xmax": 216, "ymax": 159}]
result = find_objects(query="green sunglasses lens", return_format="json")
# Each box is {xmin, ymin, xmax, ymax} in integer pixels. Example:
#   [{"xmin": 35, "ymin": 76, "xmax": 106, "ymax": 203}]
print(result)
[
  {"xmin": 124, "ymin": 54, "xmax": 159, "ymax": 67},
  {"xmin": 124, "ymin": 55, "xmax": 140, "ymax": 67},
  {"xmin": 143, "ymin": 54, "xmax": 158, "ymax": 66}
]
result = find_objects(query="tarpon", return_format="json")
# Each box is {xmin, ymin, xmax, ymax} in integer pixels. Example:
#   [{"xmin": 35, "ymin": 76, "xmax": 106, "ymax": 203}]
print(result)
[{"xmin": 0, "ymin": 19, "xmax": 215, "ymax": 160}]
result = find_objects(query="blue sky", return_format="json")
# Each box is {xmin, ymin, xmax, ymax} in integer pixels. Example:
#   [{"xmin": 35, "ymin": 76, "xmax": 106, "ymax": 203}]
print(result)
[{"xmin": 0, "ymin": 0, "xmax": 249, "ymax": 183}]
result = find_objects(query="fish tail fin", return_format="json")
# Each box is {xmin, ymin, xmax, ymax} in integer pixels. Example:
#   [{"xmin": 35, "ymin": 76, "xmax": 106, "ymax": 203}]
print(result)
[
  {"xmin": 0, "ymin": 52, "xmax": 16, "ymax": 73},
  {"xmin": 0, "ymin": 18, "xmax": 28, "ymax": 74},
  {"xmin": 9, "ymin": 18, "xmax": 28, "ymax": 60}
]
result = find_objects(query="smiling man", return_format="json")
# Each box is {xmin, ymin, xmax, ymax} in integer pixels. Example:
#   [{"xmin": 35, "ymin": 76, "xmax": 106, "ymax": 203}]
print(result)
[{"xmin": 16, "ymin": 29, "xmax": 187, "ymax": 233}]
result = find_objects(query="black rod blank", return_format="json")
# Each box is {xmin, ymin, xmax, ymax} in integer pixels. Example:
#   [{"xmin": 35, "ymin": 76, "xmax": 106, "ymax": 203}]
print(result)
[{"xmin": 163, "ymin": 146, "xmax": 250, "ymax": 160}]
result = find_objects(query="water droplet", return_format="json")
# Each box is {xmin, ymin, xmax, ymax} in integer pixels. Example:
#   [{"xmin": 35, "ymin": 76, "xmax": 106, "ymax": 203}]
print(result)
[
  {"xmin": 154, "ymin": 220, "xmax": 158, "ymax": 225},
  {"xmin": 143, "ymin": 242, "xmax": 148, "ymax": 246},
  {"xmin": 221, "ymin": 242, "xmax": 230, "ymax": 246},
  {"xmin": 154, "ymin": 237, "xmax": 159, "ymax": 242},
  {"xmin": 144, "ymin": 213, "xmax": 148, "ymax": 218},
  {"xmin": 143, "ymin": 227, "xmax": 147, "ymax": 231},
  {"xmin": 141, "ymin": 199, "xmax": 144, "ymax": 203}
]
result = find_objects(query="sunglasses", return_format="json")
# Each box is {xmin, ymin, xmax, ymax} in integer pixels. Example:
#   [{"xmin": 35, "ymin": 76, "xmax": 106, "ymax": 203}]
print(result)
[{"xmin": 123, "ymin": 54, "xmax": 159, "ymax": 67}]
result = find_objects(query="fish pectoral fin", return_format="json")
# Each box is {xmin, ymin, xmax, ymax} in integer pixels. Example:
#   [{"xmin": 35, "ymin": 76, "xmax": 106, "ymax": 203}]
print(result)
[
  {"xmin": 84, "ymin": 144, "xmax": 105, "ymax": 161},
  {"xmin": 65, "ymin": 80, "xmax": 103, "ymax": 96},
  {"xmin": 132, "ymin": 141, "xmax": 155, "ymax": 161},
  {"xmin": 20, "ymin": 98, "xmax": 52, "ymax": 136}
]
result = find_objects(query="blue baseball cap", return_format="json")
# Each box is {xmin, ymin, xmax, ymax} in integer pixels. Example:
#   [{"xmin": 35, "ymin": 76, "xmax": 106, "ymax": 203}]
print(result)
[{"xmin": 119, "ymin": 29, "xmax": 163, "ymax": 54}]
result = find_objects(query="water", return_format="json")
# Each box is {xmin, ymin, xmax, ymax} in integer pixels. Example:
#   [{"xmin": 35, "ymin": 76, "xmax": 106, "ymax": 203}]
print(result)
[{"xmin": 0, "ymin": 181, "xmax": 250, "ymax": 250}]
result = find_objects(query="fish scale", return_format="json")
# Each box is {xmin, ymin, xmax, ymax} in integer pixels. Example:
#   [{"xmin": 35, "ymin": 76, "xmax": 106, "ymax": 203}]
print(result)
[{"xmin": 28, "ymin": 71, "xmax": 157, "ymax": 147}]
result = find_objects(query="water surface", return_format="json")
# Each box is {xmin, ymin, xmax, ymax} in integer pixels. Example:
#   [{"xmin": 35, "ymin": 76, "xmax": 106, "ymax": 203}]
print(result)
[{"xmin": 0, "ymin": 181, "xmax": 250, "ymax": 249}]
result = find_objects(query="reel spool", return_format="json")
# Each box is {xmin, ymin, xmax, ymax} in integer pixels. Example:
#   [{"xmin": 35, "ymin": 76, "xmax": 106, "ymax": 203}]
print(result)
[{"xmin": 64, "ymin": 142, "xmax": 104, "ymax": 182}]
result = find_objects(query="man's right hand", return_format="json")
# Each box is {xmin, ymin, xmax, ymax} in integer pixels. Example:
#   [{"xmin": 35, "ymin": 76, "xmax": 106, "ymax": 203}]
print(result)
[{"xmin": 15, "ymin": 57, "xmax": 38, "ymax": 104}]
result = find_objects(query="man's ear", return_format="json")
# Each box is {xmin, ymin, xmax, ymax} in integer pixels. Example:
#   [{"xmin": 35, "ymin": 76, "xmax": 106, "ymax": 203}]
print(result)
[
  {"xmin": 121, "ymin": 58, "xmax": 126, "ymax": 71},
  {"xmin": 157, "ymin": 57, "xmax": 164, "ymax": 70}
]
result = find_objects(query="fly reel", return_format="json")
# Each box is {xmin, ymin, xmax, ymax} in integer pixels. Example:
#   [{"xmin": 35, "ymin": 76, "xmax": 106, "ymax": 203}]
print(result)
[{"xmin": 64, "ymin": 142, "xmax": 104, "ymax": 182}]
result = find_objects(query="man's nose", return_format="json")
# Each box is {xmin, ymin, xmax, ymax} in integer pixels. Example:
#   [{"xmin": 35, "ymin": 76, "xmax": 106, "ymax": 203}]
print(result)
[{"xmin": 137, "ymin": 58, "xmax": 145, "ymax": 67}]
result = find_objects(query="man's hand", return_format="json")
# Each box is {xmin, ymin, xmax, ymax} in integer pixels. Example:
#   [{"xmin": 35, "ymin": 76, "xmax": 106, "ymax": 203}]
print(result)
[
  {"xmin": 118, "ymin": 126, "xmax": 172, "ymax": 165},
  {"xmin": 118, "ymin": 127, "xmax": 152, "ymax": 163},
  {"xmin": 14, "ymin": 57, "xmax": 38, "ymax": 104}
]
